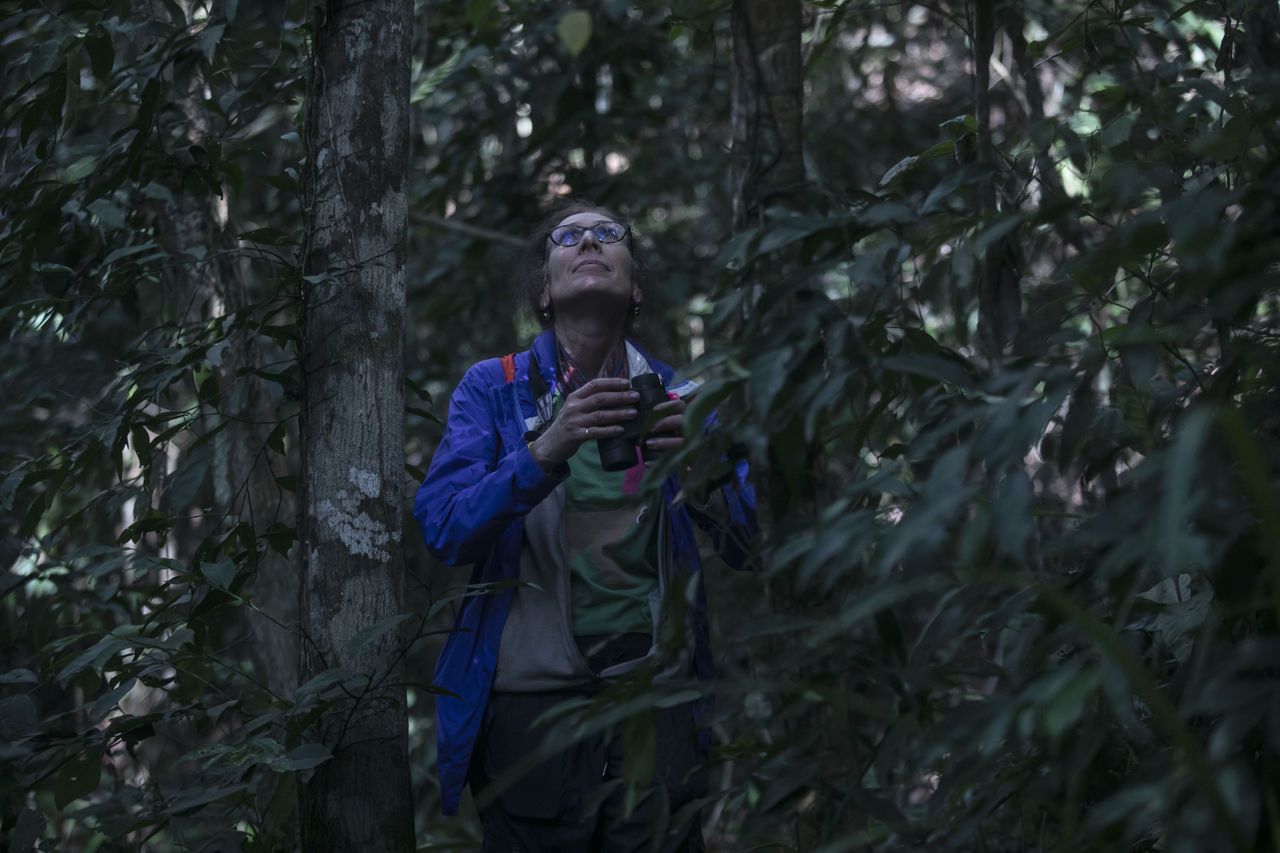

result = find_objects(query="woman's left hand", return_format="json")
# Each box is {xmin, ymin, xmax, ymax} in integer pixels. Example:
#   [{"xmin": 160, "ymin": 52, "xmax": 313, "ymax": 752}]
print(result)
[{"xmin": 644, "ymin": 396, "xmax": 689, "ymax": 453}]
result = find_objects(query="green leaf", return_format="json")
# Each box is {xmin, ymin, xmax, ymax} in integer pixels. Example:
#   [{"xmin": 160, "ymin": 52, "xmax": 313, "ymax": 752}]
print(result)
[
  {"xmin": 465, "ymin": 0, "xmax": 493, "ymax": 31},
  {"xmin": 88, "ymin": 678, "xmax": 137, "ymax": 725},
  {"xmin": 294, "ymin": 668, "xmax": 353, "ymax": 704},
  {"xmin": 0, "ymin": 695, "xmax": 39, "ymax": 741},
  {"xmin": 262, "ymin": 522, "xmax": 294, "ymax": 556},
  {"xmin": 20, "ymin": 492, "xmax": 48, "ymax": 538},
  {"xmin": 201, "ymin": 560, "xmax": 235, "ymax": 590},
  {"xmin": 653, "ymin": 688, "xmax": 703, "ymax": 708},
  {"xmin": 557, "ymin": 10, "xmax": 592, "ymax": 56},
  {"xmin": 0, "ymin": 668, "xmax": 38, "ymax": 685},
  {"xmin": 101, "ymin": 242, "xmax": 159, "ymax": 268},
  {"xmin": 238, "ymin": 227, "xmax": 297, "ymax": 246},
  {"xmin": 1159, "ymin": 408, "xmax": 1213, "ymax": 575},
  {"xmin": 128, "ymin": 80, "xmax": 167, "ymax": 168},
  {"xmin": 54, "ymin": 749, "xmax": 102, "ymax": 809},
  {"xmin": 620, "ymin": 711, "xmax": 655, "ymax": 786},
  {"xmin": 283, "ymin": 742, "xmax": 332, "ymax": 771},
  {"xmin": 407, "ymin": 405, "xmax": 441, "ymax": 423},
  {"xmin": 411, "ymin": 46, "xmax": 467, "ymax": 104},
  {"xmin": 160, "ymin": 442, "xmax": 214, "ymax": 514},
  {"xmin": 879, "ymin": 155, "xmax": 918, "ymax": 186},
  {"xmin": 196, "ymin": 21, "xmax": 226, "ymax": 60},
  {"xmin": 405, "ymin": 376, "xmax": 433, "ymax": 404},
  {"xmin": 166, "ymin": 783, "xmax": 248, "ymax": 816},
  {"xmin": 47, "ymin": 63, "xmax": 67, "ymax": 132},
  {"xmin": 87, "ymin": 197, "xmax": 126, "ymax": 229},
  {"xmin": 993, "ymin": 471, "xmax": 1032, "ymax": 558},
  {"xmin": 83, "ymin": 25, "xmax": 114, "ymax": 83},
  {"xmin": 267, "ymin": 422, "xmax": 287, "ymax": 454},
  {"xmin": 9, "ymin": 808, "xmax": 43, "ymax": 853},
  {"xmin": 346, "ymin": 613, "xmax": 413, "ymax": 657},
  {"xmin": 939, "ymin": 114, "xmax": 978, "ymax": 139},
  {"xmin": 57, "ymin": 634, "xmax": 131, "ymax": 686},
  {"xmin": 881, "ymin": 353, "xmax": 974, "ymax": 390},
  {"xmin": 1045, "ymin": 671, "xmax": 1098, "ymax": 738}
]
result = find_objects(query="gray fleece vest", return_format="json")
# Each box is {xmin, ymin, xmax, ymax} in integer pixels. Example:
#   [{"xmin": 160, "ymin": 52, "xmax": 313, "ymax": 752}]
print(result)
[{"xmin": 492, "ymin": 482, "xmax": 692, "ymax": 692}]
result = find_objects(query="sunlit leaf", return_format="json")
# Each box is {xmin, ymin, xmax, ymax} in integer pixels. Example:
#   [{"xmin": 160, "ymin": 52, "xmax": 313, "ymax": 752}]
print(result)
[{"xmin": 557, "ymin": 10, "xmax": 592, "ymax": 56}]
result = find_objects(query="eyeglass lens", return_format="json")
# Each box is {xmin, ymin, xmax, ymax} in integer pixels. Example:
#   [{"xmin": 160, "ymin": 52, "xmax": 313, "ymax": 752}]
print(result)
[{"xmin": 551, "ymin": 222, "xmax": 626, "ymax": 246}]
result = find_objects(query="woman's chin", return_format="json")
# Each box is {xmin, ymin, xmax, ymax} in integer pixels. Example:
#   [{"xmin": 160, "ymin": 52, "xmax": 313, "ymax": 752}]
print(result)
[{"xmin": 559, "ymin": 286, "xmax": 630, "ymax": 309}]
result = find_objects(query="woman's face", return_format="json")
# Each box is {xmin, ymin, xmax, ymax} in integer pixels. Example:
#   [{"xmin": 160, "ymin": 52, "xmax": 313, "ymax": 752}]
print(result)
[{"xmin": 541, "ymin": 210, "xmax": 638, "ymax": 319}]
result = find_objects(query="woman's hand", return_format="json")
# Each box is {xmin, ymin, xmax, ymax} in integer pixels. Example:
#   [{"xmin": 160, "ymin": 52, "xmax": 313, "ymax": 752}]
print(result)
[
  {"xmin": 643, "ymin": 395, "xmax": 689, "ymax": 454},
  {"xmin": 528, "ymin": 378, "xmax": 639, "ymax": 473}
]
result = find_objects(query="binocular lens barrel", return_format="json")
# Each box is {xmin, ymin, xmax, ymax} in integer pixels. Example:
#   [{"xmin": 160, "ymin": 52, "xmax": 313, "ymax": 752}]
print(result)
[{"xmin": 597, "ymin": 374, "xmax": 668, "ymax": 472}]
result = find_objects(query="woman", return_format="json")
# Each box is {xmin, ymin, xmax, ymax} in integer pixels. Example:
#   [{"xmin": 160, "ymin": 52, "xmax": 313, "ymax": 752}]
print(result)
[{"xmin": 414, "ymin": 201, "xmax": 756, "ymax": 851}]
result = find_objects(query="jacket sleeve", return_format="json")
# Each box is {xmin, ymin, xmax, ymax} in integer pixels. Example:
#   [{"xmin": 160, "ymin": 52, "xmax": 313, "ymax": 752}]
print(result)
[
  {"xmin": 686, "ymin": 455, "xmax": 759, "ymax": 571},
  {"xmin": 683, "ymin": 403, "xmax": 758, "ymax": 571},
  {"xmin": 413, "ymin": 361, "xmax": 566, "ymax": 566}
]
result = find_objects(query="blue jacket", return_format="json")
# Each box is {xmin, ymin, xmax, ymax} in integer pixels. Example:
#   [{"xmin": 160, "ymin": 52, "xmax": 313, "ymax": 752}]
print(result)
[{"xmin": 413, "ymin": 329, "xmax": 757, "ymax": 815}]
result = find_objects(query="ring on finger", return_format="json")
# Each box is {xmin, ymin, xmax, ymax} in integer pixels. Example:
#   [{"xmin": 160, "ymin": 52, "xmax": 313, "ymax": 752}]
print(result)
[{"xmin": 584, "ymin": 426, "xmax": 592, "ymax": 439}]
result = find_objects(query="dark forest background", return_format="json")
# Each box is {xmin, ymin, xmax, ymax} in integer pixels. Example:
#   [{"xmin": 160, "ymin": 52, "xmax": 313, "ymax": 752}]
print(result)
[{"xmin": 3, "ymin": 0, "xmax": 1279, "ymax": 850}]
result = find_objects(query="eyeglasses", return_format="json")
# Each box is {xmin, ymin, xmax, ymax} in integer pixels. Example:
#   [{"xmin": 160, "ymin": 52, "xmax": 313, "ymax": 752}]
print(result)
[{"xmin": 546, "ymin": 221, "xmax": 631, "ymax": 248}]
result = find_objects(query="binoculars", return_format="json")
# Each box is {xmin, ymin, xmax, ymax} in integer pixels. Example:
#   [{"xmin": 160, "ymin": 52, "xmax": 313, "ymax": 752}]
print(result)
[{"xmin": 598, "ymin": 373, "xmax": 669, "ymax": 472}]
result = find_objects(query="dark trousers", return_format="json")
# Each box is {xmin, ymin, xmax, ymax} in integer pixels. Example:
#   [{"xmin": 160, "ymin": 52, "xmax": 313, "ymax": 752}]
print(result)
[{"xmin": 470, "ymin": 689, "xmax": 708, "ymax": 853}]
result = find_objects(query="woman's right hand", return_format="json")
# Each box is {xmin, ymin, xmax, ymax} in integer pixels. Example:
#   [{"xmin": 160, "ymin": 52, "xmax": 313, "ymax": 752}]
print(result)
[{"xmin": 528, "ymin": 378, "xmax": 639, "ymax": 473}]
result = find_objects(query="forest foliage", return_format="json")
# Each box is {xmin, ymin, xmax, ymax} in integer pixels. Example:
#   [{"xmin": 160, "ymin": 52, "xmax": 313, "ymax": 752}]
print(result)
[{"xmin": 2, "ymin": 0, "xmax": 1279, "ymax": 850}]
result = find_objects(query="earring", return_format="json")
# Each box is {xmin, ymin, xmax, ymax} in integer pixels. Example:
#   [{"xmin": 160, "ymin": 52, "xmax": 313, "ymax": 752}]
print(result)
[
  {"xmin": 631, "ymin": 303, "xmax": 641, "ymax": 317},
  {"xmin": 541, "ymin": 304, "xmax": 552, "ymax": 322}
]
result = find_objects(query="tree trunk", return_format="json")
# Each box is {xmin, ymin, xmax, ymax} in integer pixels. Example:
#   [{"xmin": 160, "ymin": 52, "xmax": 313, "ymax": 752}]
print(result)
[
  {"xmin": 729, "ymin": 0, "xmax": 814, "ymax": 515},
  {"xmin": 730, "ymin": 0, "xmax": 805, "ymax": 228},
  {"xmin": 148, "ymin": 0, "xmax": 301, "ymax": 703},
  {"xmin": 728, "ymin": 7, "xmax": 820, "ymax": 847},
  {"xmin": 297, "ymin": 0, "xmax": 414, "ymax": 849},
  {"xmin": 171, "ymin": 64, "xmax": 300, "ymax": 707},
  {"xmin": 972, "ymin": 0, "xmax": 1021, "ymax": 358}
]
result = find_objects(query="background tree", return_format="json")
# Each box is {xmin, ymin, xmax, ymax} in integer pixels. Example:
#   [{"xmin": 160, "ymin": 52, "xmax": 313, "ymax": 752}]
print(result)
[
  {"xmin": 730, "ymin": 0, "xmax": 805, "ymax": 227},
  {"xmin": 296, "ymin": 0, "xmax": 415, "ymax": 849}
]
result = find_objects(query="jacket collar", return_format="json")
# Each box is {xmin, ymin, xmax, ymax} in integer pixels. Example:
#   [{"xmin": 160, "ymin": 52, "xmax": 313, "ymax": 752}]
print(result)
[
  {"xmin": 520, "ymin": 329, "xmax": 693, "ymax": 434},
  {"xmin": 530, "ymin": 328, "xmax": 559, "ymax": 391}
]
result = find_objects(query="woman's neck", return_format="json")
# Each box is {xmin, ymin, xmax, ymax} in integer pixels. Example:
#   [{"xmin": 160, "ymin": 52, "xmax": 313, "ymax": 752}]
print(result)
[{"xmin": 553, "ymin": 314, "xmax": 626, "ymax": 379}]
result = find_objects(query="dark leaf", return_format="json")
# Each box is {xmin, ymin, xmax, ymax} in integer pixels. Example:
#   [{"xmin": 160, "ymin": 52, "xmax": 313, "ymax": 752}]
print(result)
[
  {"xmin": 160, "ymin": 442, "xmax": 214, "ymax": 514},
  {"xmin": 345, "ymin": 613, "xmax": 413, "ymax": 657},
  {"xmin": 282, "ymin": 742, "xmax": 332, "ymax": 771},
  {"xmin": 0, "ymin": 695, "xmax": 39, "ymax": 741},
  {"xmin": 54, "ymin": 749, "xmax": 102, "ymax": 809},
  {"xmin": 84, "ymin": 25, "xmax": 114, "ymax": 83}
]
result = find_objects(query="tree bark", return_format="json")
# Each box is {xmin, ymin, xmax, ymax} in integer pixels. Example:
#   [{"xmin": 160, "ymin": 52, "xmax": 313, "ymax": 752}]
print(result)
[
  {"xmin": 730, "ymin": 0, "xmax": 805, "ymax": 228},
  {"xmin": 973, "ymin": 0, "xmax": 1021, "ymax": 358},
  {"xmin": 297, "ymin": 0, "xmax": 414, "ymax": 849},
  {"xmin": 729, "ymin": 0, "xmax": 814, "ymax": 515}
]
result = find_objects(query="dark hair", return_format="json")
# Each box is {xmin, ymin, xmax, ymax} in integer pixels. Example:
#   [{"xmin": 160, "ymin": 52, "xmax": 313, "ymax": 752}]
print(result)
[{"xmin": 520, "ymin": 197, "xmax": 646, "ymax": 333}]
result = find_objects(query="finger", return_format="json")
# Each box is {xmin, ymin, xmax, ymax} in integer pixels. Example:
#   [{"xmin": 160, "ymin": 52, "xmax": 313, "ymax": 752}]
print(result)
[
  {"xmin": 579, "ymin": 424, "xmax": 626, "ymax": 442},
  {"xmin": 644, "ymin": 436, "xmax": 684, "ymax": 450},
  {"xmin": 652, "ymin": 398, "xmax": 686, "ymax": 413},
  {"xmin": 573, "ymin": 390, "xmax": 641, "ymax": 412},
  {"xmin": 572, "ymin": 378, "xmax": 633, "ymax": 398},
  {"xmin": 589, "ymin": 407, "xmax": 638, "ymax": 425},
  {"xmin": 647, "ymin": 414, "xmax": 684, "ymax": 434}
]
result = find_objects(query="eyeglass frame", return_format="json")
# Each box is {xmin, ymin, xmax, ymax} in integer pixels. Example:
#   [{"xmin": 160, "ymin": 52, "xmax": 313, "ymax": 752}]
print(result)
[{"xmin": 544, "ymin": 220, "xmax": 632, "ymax": 249}]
